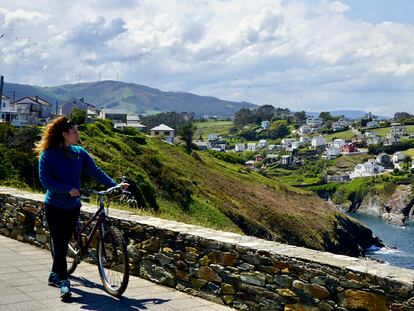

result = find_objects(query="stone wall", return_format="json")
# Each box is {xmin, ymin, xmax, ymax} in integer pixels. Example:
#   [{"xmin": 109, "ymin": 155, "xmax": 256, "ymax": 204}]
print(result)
[{"xmin": 1, "ymin": 186, "xmax": 414, "ymax": 311}]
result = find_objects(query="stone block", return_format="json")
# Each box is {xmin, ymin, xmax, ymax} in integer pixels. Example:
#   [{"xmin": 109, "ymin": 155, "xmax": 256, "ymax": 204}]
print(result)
[
  {"xmin": 195, "ymin": 266, "xmax": 222, "ymax": 283},
  {"xmin": 240, "ymin": 271, "xmax": 266, "ymax": 287},
  {"xmin": 338, "ymin": 289, "xmax": 388, "ymax": 311}
]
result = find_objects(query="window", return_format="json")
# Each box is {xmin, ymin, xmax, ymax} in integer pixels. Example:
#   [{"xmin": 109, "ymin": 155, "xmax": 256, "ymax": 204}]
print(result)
[
  {"xmin": 155, "ymin": 131, "xmax": 159, "ymax": 135},
  {"xmin": 164, "ymin": 131, "xmax": 170, "ymax": 136}
]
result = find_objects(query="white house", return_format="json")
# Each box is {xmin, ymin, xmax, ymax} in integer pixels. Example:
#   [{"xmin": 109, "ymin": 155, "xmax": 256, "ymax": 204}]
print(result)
[
  {"xmin": 390, "ymin": 123, "xmax": 406, "ymax": 137},
  {"xmin": 299, "ymin": 125, "xmax": 313, "ymax": 135},
  {"xmin": 9, "ymin": 96, "xmax": 52, "ymax": 126},
  {"xmin": 261, "ymin": 121, "xmax": 270, "ymax": 129},
  {"xmin": 350, "ymin": 160, "xmax": 385, "ymax": 179},
  {"xmin": 311, "ymin": 136, "xmax": 325, "ymax": 148},
  {"xmin": 306, "ymin": 116, "xmax": 323, "ymax": 127},
  {"xmin": 235, "ymin": 143, "xmax": 245, "ymax": 152},
  {"xmin": 258, "ymin": 139, "xmax": 268, "ymax": 149},
  {"xmin": 193, "ymin": 141, "xmax": 211, "ymax": 150},
  {"xmin": 208, "ymin": 133, "xmax": 220, "ymax": 141},
  {"xmin": 392, "ymin": 152, "xmax": 406, "ymax": 163},
  {"xmin": 367, "ymin": 136, "xmax": 382, "ymax": 145},
  {"xmin": 332, "ymin": 139, "xmax": 345, "ymax": 149},
  {"xmin": 0, "ymin": 95, "xmax": 18, "ymax": 123},
  {"xmin": 150, "ymin": 124, "xmax": 175, "ymax": 143},
  {"xmin": 281, "ymin": 138, "xmax": 296, "ymax": 148},
  {"xmin": 281, "ymin": 155, "xmax": 293, "ymax": 165},
  {"xmin": 247, "ymin": 142, "xmax": 257, "ymax": 151},
  {"xmin": 325, "ymin": 147, "xmax": 341, "ymax": 159},
  {"xmin": 332, "ymin": 119, "xmax": 349, "ymax": 131}
]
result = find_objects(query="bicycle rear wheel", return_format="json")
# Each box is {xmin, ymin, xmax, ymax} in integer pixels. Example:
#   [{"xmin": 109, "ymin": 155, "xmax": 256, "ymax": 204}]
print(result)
[
  {"xmin": 97, "ymin": 225, "xmax": 129, "ymax": 297},
  {"xmin": 50, "ymin": 235, "xmax": 80, "ymax": 275}
]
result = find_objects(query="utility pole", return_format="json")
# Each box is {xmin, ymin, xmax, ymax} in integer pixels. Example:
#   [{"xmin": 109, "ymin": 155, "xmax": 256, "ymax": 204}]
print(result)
[
  {"xmin": 77, "ymin": 73, "xmax": 81, "ymax": 83},
  {"xmin": 0, "ymin": 75, "xmax": 3, "ymax": 110},
  {"xmin": 98, "ymin": 72, "xmax": 102, "ymax": 81}
]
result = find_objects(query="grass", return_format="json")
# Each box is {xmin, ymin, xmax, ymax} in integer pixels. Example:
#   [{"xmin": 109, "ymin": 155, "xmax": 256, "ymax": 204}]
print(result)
[
  {"xmin": 193, "ymin": 120, "xmax": 233, "ymax": 139},
  {"xmin": 403, "ymin": 148, "xmax": 414, "ymax": 157},
  {"xmin": 324, "ymin": 129, "xmax": 354, "ymax": 141}
]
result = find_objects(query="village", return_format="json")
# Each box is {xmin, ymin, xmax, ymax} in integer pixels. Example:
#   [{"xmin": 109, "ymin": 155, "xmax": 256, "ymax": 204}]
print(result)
[{"xmin": 1, "ymin": 90, "xmax": 414, "ymax": 187}]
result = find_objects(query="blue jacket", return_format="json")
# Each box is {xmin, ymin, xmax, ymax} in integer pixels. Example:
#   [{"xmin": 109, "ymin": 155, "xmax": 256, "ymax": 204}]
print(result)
[{"xmin": 39, "ymin": 145, "xmax": 117, "ymax": 210}]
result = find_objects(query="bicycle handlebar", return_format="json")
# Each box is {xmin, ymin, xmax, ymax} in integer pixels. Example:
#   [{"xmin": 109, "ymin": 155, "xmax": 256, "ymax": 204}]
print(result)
[{"xmin": 80, "ymin": 185, "xmax": 130, "ymax": 198}]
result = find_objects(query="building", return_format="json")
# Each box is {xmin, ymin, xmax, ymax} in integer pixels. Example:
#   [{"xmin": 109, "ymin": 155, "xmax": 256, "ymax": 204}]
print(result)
[
  {"xmin": 9, "ymin": 96, "xmax": 52, "ymax": 126},
  {"xmin": 281, "ymin": 138, "xmax": 296, "ymax": 148},
  {"xmin": 261, "ymin": 121, "xmax": 270, "ymax": 129},
  {"xmin": 332, "ymin": 139, "xmax": 345, "ymax": 149},
  {"xmin": 392, "ymin": 152, "xmax": 406, "ymax": 164},
  {"xmin": 350, "ymin": 160, "xmax": 385, "ymax": 179},
  {"xmin": 306, "ymin": 116, "xmax": 323, "ymax": 127},
  {"xmin": 299, "ymin": 125, "xmax": 313, "ymax": 135},
  {"xmin": 390, "ymin": 123, "xmax": 406, "ymax": 137},
  {"xmin": 208, "ymin": 133, "xmax": 220, "ymax": 141},
  {"xmin": 193, "ymin": 141, "xmax": 211, "ymax": 150},
  {"xmin": 281, "ymin": 155, "xmax": 293, "ymax": 165},
  {"xmin": 366, "ymin": 120, "xmax": 379, "ymax": 128},
  {"xmin": 258, "ymin": 139, "xmax": 268, "ymax": 149},
  {"xmin": 331, "ymin": 119, "xmax": 349, "ymax": 131},
  {"xmin": 247, "ymin": 143, "xmax": 257, "ymax": 151},
  {"xmin": 299, "ymin": 136, "xmax": 311, "ymax": 144},
  {"xmin": 325, "ymin": 147, "xmax": 341, "ymax": 159},
  {"xmin": 376, "ymin": 153, "xmax": 393, "ymax": 168},
  {"xmin": 0, "ymin": 95, "xmax": 18, "ymax": 123},
  {"xmin": 311, "ymin": 136, "xmax": 325, "ymax": 148},
  {"xmin": 342, "ymin": 143, "xmax": 357, "ymax": 154},
  {"xmin": 210, "ymin": 140, "xmax": 226, "ymax": 151},
  {"xmin": 235, "ymin": 143, "xmax": 245, "ymax": 152},
  {"xmin": 98, "ymin": 109, "xmax": 129, "ymax": 123},
  {"xmin": 150, "ymin": 124, "xmax": 175, "ymax": 143}
]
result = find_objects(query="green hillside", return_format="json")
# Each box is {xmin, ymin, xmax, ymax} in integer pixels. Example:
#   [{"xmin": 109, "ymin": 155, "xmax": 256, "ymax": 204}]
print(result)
[{"xmin": 0, "ymin": 120, "xmax": 381, "ymax": 256}]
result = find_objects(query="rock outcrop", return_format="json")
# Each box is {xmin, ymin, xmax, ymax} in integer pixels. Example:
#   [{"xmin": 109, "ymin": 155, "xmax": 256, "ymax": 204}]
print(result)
[{"xmin": 355, "ymin": 185, "xmax": 414, "ymax": 226}]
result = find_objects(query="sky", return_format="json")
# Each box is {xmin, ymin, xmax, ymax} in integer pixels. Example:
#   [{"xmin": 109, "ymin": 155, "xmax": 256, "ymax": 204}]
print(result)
[{"xmin": 1, "ymin": 0, "xmax": 414, "ymax": 117}]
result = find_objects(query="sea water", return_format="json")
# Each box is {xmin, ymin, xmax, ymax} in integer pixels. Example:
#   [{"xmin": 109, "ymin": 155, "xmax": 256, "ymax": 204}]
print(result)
[{"xmin": 349, "ymin": 213, "xmax": 414, "ymax": 270}]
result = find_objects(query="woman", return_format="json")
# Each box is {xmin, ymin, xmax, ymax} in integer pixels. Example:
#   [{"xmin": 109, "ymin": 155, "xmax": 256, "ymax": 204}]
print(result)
[{"xmin": 36, "ymin": 116, "xmax": 127, "ymax": 299}]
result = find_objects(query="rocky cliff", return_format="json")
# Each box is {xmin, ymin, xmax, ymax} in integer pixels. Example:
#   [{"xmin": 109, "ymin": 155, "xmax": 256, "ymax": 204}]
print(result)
[{"xmin": 354, "ymin": 185, "xmax": 414, "ymax": 226}]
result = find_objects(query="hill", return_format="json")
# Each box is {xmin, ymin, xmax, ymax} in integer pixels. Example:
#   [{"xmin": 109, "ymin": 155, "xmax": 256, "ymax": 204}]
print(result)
[
  {"xmin": 0, "ymin": 120, "xmax": 382, "ymax": 256},
  {"xmin": 2, "ymin": 80, "xmax": 256, "ymax": 117}
]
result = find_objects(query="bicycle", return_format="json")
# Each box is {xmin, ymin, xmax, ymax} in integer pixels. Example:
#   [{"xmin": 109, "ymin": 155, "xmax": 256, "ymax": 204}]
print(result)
[{"xmin": 49, "ymin": 185, "xmax": 130, "ymax": 297}]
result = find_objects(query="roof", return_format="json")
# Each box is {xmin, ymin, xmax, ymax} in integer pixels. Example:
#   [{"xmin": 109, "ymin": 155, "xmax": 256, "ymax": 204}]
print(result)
[
  {"xmin": 102, "ymin": 109, "xmax": 129, "ymax": 115},
  {"xmin": 12, "ymin": 96, "xmax": 51, "ymax": 106},
  {"xmin": 1, "ymin": 95, "xmax": 9, "ymax": 99},
  {"xmin": 150, "ymin": 124, "xmax": 174, "ymax": 131},
  {"xmin": 127, "ymin": 115, "xmax": 140, "ymax": 121}
]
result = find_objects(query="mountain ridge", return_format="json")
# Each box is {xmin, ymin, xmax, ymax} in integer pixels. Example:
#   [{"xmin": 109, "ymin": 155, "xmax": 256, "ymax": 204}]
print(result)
[{"xmin": 2, "ymin": 80, "xmax": 256, "ymax": 117}]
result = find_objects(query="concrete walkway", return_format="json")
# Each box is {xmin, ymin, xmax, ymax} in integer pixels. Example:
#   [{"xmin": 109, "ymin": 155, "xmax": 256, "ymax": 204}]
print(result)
[{"xmin": 0, "ymin": 235, "xmax": 233, "ymax": 311}]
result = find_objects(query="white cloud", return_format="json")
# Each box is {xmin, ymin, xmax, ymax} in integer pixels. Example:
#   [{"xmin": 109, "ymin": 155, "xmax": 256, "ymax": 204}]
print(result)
[{"xmin": 0, "ymin": 0, "xmax": 413, "ymax": 116}]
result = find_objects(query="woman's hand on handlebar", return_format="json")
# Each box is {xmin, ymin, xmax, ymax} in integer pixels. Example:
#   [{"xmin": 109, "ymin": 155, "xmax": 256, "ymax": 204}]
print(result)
[
  {"xmin": 69, "ymin": 188, "xmax": 81, "ymax": 197},
  {"xmin": 119, "ymin": 182, "xmax": 129, "ymax": 191}
]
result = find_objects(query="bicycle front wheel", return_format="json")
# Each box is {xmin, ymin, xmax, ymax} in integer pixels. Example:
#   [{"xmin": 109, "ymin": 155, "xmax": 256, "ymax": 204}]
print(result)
[{"xmin": 97, "ymin": 225, "xmax": 129, "ymax": 297}]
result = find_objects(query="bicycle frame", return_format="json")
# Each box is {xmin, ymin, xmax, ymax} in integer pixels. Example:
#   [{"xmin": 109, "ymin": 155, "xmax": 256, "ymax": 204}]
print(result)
[{"xmin": 73, "ymin": 195, "xmax": 108, "ymax": 259}]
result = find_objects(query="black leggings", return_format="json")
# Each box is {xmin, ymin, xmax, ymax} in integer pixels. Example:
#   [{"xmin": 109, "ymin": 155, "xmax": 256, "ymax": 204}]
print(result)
[{"xmin": 45, "ymin": 204, "xmax": 80, "ymax": 281}]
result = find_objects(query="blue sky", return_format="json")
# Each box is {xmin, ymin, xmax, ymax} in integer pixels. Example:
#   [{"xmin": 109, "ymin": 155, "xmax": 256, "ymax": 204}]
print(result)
[
  {"xmin": 1, "ymin": 0, "xmax": 414, "ymax": 116},
  {"xmin": 343, "ymin": 0, "xmax": 414, "ymax": 25}
]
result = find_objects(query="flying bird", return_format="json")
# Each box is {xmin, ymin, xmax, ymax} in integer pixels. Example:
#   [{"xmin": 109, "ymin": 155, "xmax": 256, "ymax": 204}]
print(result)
[{"xmin": 0, "ymin": 34, "xmax": 4, "ymax": 39}]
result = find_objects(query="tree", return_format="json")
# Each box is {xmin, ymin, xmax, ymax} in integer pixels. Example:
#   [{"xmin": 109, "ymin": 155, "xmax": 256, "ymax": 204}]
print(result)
[
  {"xmin": 319, "ymin": 111, "xmax": 333, "ymax": 123},
  {"xmin": 293, "ymin": 111, "xmax": 307, "ymax": 125},
  {"xmin": 255, "ymin": 105, "xmax": 275, "ymax": 123},
  {"xmin": 178, "ymin": 122, "xmax": 197, "ymax": 153},
  {"xmin": 394, "ymin": 112, "xmax": 413, "ymax": 120},
  {"xmin": 70, "ymin": 108, "xmax": 87, "ymax": 125},
  {"xmin": 233, "ymin": 108, "xmax": 255, "ymax": 126},
  {"xmin": 268, "ymin": 120, "xmax": 289, "ymax": 139}
]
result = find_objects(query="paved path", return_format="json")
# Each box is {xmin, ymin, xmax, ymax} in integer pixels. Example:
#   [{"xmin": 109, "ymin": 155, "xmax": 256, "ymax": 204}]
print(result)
[{"xmin": 0, "ymin": 235, "xmax": 233, "ymax": 311}]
